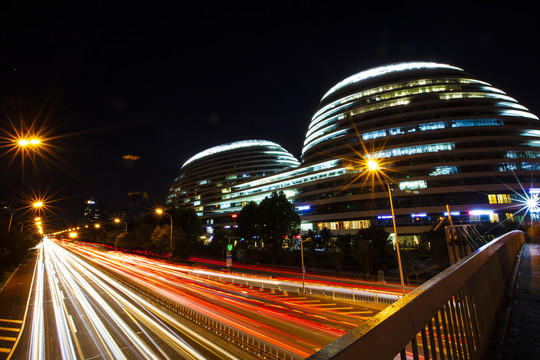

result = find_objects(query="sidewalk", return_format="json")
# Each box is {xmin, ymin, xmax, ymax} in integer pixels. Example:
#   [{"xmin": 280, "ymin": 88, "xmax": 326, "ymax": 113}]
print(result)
[
  {"xmin": 0, "ymin": 250, "xmax": 37, "ymax": 360},
  {"xmin": 497, "ymin": 242, "xmax": 540, "ymax": 360}
]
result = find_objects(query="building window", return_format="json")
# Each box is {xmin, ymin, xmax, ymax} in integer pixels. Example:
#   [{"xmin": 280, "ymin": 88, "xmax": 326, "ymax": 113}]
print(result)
[
  {"xmin": 317, "ymin": 219, "xmax": 371, "ymax": 231},
  {"xmin": 399, "ymin": 180, "xmax": 427, "ymax": 191},
  {"xmin": 488, "ymin": 194, "xmax": 512, "ymax": 204}
]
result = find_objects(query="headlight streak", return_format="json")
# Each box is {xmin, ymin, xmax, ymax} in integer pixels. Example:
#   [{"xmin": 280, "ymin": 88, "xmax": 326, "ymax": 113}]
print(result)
[
  {"xmin": 43, "ymin": 243, "xmax": 78, "ymax": 360},
  {"xmin": 29, "ymin": 243, "xmax": 45, "ymax": 360},
  {"xmin": 59, "ymin": 241, "xmax": 387, "ymax": 358},
  {"xmin": 65, "ymin": 245, "xmax": 333, "ymax": 356},
  {"xmin": 87, "ymin": 248, "xmax": 341, "ymax": 343},
  {"xmin": 44, "ymin": 239, "xmax": 238, "ymax": 360},
  {"xmin": 62, "ymin": 257, "xmax": 217, "ymax": 360},
  {"xmin": 42, "ymin": 240, "xmax": 129, "ymax": 360}
]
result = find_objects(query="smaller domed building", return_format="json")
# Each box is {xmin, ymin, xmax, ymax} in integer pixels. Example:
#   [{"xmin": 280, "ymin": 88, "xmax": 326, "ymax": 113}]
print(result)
[{"xmin": 166, "ymin": 140, "xmax": 300, "ymax": 230}]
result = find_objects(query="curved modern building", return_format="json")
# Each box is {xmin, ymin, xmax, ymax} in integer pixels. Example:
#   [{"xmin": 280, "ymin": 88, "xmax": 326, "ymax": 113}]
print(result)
[
  {"xmin": 167, "ymin": 62, "xmax": 540, "ymax": 242},
  {"xmin": 294, "ymin": 62, "xmax": 540, "ymax": 241},
  {"xmin": 167, "ymin": 140, "xmax": 300, "ymax": 229}
]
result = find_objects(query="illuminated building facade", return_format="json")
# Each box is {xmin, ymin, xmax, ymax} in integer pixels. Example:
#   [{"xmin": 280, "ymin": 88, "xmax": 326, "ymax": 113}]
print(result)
[
  {"xmin": 166, "ymin": 140, "xmax": 301, "ymax": 231},
  {"xmin": 168, "ymin": 62, "xmax": 540, "ymax": 241}
]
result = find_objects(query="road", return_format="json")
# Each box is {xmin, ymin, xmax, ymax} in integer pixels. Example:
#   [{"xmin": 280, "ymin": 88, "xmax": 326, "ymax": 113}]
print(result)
[
  {"xmin": 61, "ymin": 240, "xmax": 385, "ymax": 359},
  {"xmin": 1, "ymin": 238, "xmax": 390, "ymax": 359},
  {"xmin": 189, "ymin": 256, "xmax": 413, "ymax": 295},
  {"xmin": 10, "ymin": 240, "xmax": 246, "ymax": 360}
]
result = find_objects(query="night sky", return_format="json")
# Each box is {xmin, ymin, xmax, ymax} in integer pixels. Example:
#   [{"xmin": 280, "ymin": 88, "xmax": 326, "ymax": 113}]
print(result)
[{"xmin": 1, "ymin": 1, "xmax": 539, "ymax": 227}]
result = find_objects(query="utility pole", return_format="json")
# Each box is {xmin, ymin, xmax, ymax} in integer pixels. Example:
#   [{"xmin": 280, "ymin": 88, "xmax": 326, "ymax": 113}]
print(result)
[{"xmin": 301, "ymin": 237, "xmax": 311, "ymax": 293}]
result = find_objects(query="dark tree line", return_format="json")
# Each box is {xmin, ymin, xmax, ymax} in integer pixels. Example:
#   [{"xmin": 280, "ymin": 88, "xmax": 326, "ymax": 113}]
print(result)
[
  {"xmin": 77, "ymin": 207, "xmax": 204, "ymax": 261},
  {"xmin": 236, "ymin": 191, "xmax": 301, "ymax": 263},
  {"xmin": 300, "ymin": 226, "xmax": 395, "ymax": 277},
  {"xmin": 0, "ymin": 213, "xmax": 41, "ymax": 286}
]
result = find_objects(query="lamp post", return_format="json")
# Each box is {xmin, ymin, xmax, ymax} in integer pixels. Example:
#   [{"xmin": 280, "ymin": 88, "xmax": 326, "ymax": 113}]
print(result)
[
  {"xmin": 156, "ymin": 208, "xmax": 173, "ymax": 260},
  {"xmin": 114, "ymin": 218, "xmax": 127, "ymax": 232},
  {"xmin": 367, "ymin": 159, "xmax": 406, "ymax": 296},
  {"xmin": 8, "ymin": 201, "xmax": 43, "ymax": 234},
  {"xmin": 18, "ymin": 138, "xmax": 41, "ymax": 147},
  {"xmin": 301, "ymin": 237, "xmax": 311, "ymax": 293}
]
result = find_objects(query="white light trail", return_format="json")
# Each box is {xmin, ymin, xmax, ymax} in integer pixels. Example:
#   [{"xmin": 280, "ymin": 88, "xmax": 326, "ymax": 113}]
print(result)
[{"xmin": 30, "ymin": 239, "xmax": 241, "ymax": 360}]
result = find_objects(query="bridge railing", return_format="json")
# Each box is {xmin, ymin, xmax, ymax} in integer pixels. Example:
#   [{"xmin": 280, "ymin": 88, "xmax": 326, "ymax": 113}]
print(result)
[{"xmin": 307, "ymin": 230, "xmax": 525, "ymax": 360}]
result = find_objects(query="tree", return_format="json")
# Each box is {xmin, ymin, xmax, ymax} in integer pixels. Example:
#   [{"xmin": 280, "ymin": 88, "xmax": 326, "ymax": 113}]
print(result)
[
  {"xmin": 352, "ymin": 226, "xmax": 390, "ymax": 278},
  {"xmin": 303, "ymin": 229, "xmax": 330, "ymax": 269},
  {"xmin": 326, "ymin": 233, "xmax": 351, "ymax": 272},
  {"xmin": 253, "ymin": 191, "xmax": 300, "ymax": 263},
  {"xmin": 151, "ymin": 225, "xmax": 171, "ymax": 256},
  {"xmin": 115, "ymin": 222, "xmax": 154, "ymax": 252},
  {"xmin": 169, "ymin": 207, "xmax": 202, "ymax": 260},
  {"xmin": 353, "ymin": 237, "xmax": 377, "ymax": 279},
  {"xmin": 237, "ymin": 201, "xmax": 259, "ymax": 246},
  {"xmin": 420, "ymin": 228, "xmax": 449, "ymax": 268}
]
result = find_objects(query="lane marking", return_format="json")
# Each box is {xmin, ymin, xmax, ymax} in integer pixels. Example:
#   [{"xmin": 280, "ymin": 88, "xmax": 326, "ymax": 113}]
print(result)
[
  {"xmin": 343, "ymin": 310, "xmax": 372, "ymax": 314},
  {"xmin": 0, "ymin": 348, "xmax": 12, "ymax": 353},
  {"xmin": 0, "ymin": 327, "xmax": 19, "ymax": 333},
  {"xmin": 0, "ymin": 336, "xmax": 17, "ymax": 341},
  {"xmin": 0, "ymin": 320, "xmax": 22, "ymax": 324}
]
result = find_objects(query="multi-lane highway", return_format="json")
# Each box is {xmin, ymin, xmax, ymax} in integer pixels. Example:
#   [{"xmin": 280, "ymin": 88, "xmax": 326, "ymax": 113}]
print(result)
[
  {"xmin": 6, "ymin": 239, "xmax": 396, "ymax": 359},
  {"xmin": 10, "ymin": 240, "xmax": 247, "ymax": 360}
]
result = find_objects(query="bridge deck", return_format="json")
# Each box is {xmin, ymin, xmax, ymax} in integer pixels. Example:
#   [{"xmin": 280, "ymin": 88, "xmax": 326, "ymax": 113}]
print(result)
[{"xmin": 497, "ymin": 241, "xmax": 540, "ymax": 360}]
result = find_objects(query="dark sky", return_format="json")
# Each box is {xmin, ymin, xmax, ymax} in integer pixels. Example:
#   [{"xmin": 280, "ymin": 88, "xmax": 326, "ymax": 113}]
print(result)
[{"xmin": 1, "ymin": 1, "xmax": 539, "ymax": 227}]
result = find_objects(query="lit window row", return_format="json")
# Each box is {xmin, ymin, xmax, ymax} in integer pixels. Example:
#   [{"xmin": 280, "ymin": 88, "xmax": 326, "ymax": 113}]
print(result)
[
  {"xmin": 371, "ymin": 142, "xmax": 455, "ymax": 159},
  {"xmin": 429, "ymin": 166, "xmax": 458, "ymax": 176},
  {"xmin": 488, "ymin": 194, "xmax": 512, "ymax": 204},
  {"xmin": 439, "ymin": 92, "xmax": 516, "ymax": 102},
  {"xmin": 311, "ymin": 79, "xmax": 499, "ymax": 135},
  {"xmin": 316, "ymin": 219, "xmax": 371, "ymax": 231},
  {"xmin": 498, "ymin": 162, "xmax": 540, "ymax": 171},
  {"xmin": 399, "ymin": 180, "xmax": 427, "ymax": 191}
]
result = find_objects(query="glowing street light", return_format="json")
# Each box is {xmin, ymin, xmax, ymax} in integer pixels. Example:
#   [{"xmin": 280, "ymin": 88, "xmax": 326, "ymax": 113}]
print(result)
[
  {"xmin": 156, "ymin": 208, "xmax": 173, "ymax": 260},
  {"xmin": 18, "ymin": 138, "xmax": 41, "ymax": 146},
  {"xmin": 114, "ymin": 218, "xmax": 127, "ymax": 232},
  {"xmin": 7, "ymin": 201, "xmax": 44, "ymax": 234},
  {"xmin": 366, "ymin": 158, "xmax": 406, "ymax": 296}
]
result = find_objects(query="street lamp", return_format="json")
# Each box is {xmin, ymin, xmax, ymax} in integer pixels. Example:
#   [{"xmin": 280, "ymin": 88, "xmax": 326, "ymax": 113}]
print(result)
[
  {"xmin": 367, "ymin": 159, "xmax": 406, "ymax": 296},
  {"xmin": 301, "ymin": 237, "xmax": 311, "ymax": 293},
  {"xmin": 156, "ymin": 208, "xmax": 173, "ymax": 260},
  {"xmin": 18, "ymin": 138, "xmax": 41, "ymax": 146},
  {"xmin": 7, "ymin": 201, "xmax": 44, "ymax": 234},
  {"xmin": 114, "ymin": 218, "xmax": 127, "ymax": 232}
]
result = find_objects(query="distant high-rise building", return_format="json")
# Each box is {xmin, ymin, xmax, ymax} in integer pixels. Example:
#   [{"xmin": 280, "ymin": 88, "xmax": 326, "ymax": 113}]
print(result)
[{"xmin": 82, "ymin": 198, "xmax": 103, "ymax": 225}]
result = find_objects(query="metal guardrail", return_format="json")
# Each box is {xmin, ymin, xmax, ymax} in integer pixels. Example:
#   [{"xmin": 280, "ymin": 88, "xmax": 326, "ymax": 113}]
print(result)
[
  {"xmin": 307, "ymin": 230, "xmax": 525, "ymax": 360},
  {"xmin": 445, "ymin": 225, "xmax": 489, "ymax": 264},
  {"xmin": 194, "ymin": 271, "xmax": 401, "ymax": 305},
  {"xmin": 83, "ymin": 256, "xmax": 299, "ymax": 360}
]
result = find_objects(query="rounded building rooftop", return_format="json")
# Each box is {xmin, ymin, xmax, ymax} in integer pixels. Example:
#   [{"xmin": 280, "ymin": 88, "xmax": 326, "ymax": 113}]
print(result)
[
  {"xmin": 301, "ymin": 61, "xmax": 538, "ymax": 163},
  {"xmin": 167, "ymin": 140, "xmax": 300, "ymax": 218}
]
